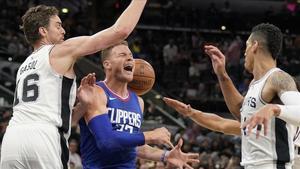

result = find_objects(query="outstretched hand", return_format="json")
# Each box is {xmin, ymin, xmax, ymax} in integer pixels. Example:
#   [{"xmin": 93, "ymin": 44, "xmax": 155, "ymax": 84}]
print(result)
[
  {"xmin": 77, "ymin": 73, "xmax": 100, "ymax": 112},
  {"xmin": 241, "ymin": 104, "xmax": 280, "ymax": 139},
  {"xmin": 166, "ymin": 138, "xmax": 199, "ymax": 169},
  {"xmin": 204, "ymin": 45, "xmax": 226, "ymax": 76},
  {"xmin": 150, "ymin": 127, "xmax": 174, "ymax": 148},
  {"xmin": 163, "ymin": 97, "xmax": 194, "ymax": 117}
]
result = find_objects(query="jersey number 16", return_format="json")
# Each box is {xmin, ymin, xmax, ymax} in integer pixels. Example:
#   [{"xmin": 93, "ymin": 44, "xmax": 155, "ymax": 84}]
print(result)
[{"xmin": 13, "ymin": 73, "xmax": 39, "ymax": 106}]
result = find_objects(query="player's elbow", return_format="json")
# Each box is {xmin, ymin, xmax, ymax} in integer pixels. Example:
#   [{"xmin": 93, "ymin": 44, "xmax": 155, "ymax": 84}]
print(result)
[
  {"xmin": 215, "ymin": 125, "xmax": 227, "ymax": 134},
  {"xmin": 112, "ymin": 25, "xmax": 131, "ymax": 39},
  {"xmin": 95, "ymin": 137, "xmax": 122, "ymax": 151}
]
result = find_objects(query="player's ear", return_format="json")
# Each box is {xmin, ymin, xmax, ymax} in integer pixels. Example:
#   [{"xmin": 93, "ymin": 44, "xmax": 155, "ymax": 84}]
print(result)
[
  {"xmin": 38, "ymin": 27, "xmax": 47, "ymax": 37},
  {"xmin": 103, "ymin": 60, "xmax": 111, "ymax": 70},
  {"xmin": 252, "ymin": 40, "xmax": 259, "ymax": 53}
]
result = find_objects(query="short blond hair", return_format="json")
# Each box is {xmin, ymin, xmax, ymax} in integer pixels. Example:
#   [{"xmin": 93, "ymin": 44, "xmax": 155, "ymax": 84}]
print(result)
[{"xmin": 101, "ymin": 41, "xmax": 129, "ymax": 64}]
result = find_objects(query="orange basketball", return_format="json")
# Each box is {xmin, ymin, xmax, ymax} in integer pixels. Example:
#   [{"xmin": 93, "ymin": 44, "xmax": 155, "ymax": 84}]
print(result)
[{"xmin": 128, "ymin": 59, "xmax": 155, "ymax": 95}]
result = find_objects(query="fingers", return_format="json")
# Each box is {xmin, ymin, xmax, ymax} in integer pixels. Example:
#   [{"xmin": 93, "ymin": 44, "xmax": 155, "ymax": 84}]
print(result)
[
  {"xmin": 204, "ymin": 45, "xmax": 224, "ymax": 58},
  {"xmin": 188, "ymin": 158, "xmax": 200, "ymax": 163},
  {"xmin": 241, "ymin": 116, "xmax": 265, "ymax": 139},
  {"xmin": 176, "ymin": 138, "xmax": 183, "ymax": 150},
  {"xmin": 246, "ymin": 118, "xmax": 256, "ymax": 136},
  {"xmin": 80, "ymin": 75, "xmax": 88, "ymax": 87},
  {"xmin": 204, "ymin": 46, "xmax": 225, "ymax": 68},
  {"xmin": 256, "ymin": 124, "xmax": 262, "ymax": 139},
  {"xmin": 89, "ymin": 73, "xmax": 96, "ymax": 86},
  {"xmin": 165, "ymin": 141, "xmax": 174, "ymax": 149},
  {"xmin": 86, "ymin": 73, "xmax": 96, "ymax": 86},
  {"xmin": 163, "ymin": 97, "xmax": 184, "ymax": 107},
  {"xmin": 264, "ymin": 119, "xmax": 268, "ymax": 136},
  {"xmin": 80, "ymin": 73, "xmax": 96, "ymax": 87},
  {"xmin": 157, "ymin": 127, "xmax": 174, "ymax": 148},
  {"xmin": 163, "ymin": 97, "xmax": 191, "ymax": 116},
  {"xmin": 187, "ymin": 153, "xmax": 200, "ymax": 159}
]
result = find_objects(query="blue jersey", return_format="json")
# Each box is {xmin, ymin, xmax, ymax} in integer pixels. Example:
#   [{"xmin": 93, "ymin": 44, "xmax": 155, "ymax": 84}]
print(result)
[{"xmin": 79, "ymin": 81, "xmax": 143, "ymax": 169}]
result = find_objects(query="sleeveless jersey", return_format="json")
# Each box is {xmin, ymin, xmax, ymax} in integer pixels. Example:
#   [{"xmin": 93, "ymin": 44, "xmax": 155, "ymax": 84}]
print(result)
[
  {"xmin": 11, "ymin": 45, "xmax": 77, "ymax": 136},
  {"xmin": 240, "ymin": 68, "xmax": 294, "ymax": 168},
  {"xmin": 79, "ymin": 81, "xmax": 143, "ymax": 169}
]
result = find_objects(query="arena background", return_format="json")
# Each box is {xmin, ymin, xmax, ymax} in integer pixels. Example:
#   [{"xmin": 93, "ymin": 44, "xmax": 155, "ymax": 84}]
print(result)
[{"xmin": 1, "ymin": 0, "xmax": 300, "ymax": 168}]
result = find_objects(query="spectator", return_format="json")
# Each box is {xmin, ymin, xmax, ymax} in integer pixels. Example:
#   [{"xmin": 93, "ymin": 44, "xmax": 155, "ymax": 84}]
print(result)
[{"xmin": 68, "ymin": 138, "xmax": 82, "ymax": 169}]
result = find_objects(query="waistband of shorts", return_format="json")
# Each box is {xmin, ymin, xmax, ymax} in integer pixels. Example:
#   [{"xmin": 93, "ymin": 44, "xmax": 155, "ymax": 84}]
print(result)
[{"xmin": 8, "ymin": 122, "xmax": 59, "ymax": 129}]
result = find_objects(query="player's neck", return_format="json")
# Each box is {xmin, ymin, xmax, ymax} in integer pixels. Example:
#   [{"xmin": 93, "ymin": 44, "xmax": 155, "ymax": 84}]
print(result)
[
  {"xmin": 33, "ymin": 40, "xmax": 51, "ymax": 52},
  {"xmin": 252, "ymin": 56, "xmax": 276, "ymax": 81},
  {"xmin": 104, "ymin": 79, "xmax": 129, "ymax": 98}
]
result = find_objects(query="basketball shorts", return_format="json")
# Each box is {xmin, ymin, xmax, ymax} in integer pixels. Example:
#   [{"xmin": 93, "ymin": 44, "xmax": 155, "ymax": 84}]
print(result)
[
  {"xmin": 0, "ymin": 123, "xmax": 68, "ymax": 169},
  {"xmin": 244, "ymin": 162, "xmax": 292, "ymax": 169},
  {"xmin": 293, "ymin": 145, "xmax": 300, "ymax": 169}
]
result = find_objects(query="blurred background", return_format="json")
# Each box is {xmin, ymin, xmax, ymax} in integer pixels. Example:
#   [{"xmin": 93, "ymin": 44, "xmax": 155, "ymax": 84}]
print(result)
[{"xmin": 1, "ymin": 0, "xmax": 300, "ymax": 168}]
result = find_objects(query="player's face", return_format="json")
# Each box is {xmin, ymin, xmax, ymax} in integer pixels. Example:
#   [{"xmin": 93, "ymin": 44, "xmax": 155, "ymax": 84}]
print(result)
[
  {"xmin": 109, "ymin": 45, "xmax": 134, "ymax": 82},
  {"xmin": 244, "ymin": 36, "xmax": 254, "ymax": 73},
  {"xmin": 44, "ymin": 15, "xmax": 65, "ymax": 44},
  {"xmin": 69, "ymin": 141, "xmax": 78, "ymax": 153}
]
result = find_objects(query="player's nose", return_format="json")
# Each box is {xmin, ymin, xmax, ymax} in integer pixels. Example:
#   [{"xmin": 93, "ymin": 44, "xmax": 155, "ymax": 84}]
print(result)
[
  {"xmin": 126, "ymin": 56, "xmax": 133, "ymax": 61},
  {"xmin": 61, "ymin": 27, "xmax": 66, "ymax": 35}
]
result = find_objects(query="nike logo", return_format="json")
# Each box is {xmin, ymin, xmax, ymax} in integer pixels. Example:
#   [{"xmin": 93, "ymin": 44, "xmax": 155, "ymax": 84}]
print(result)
[{"xmin": 108, "ymin": 97, "xmax": 117, "ymax": 101}]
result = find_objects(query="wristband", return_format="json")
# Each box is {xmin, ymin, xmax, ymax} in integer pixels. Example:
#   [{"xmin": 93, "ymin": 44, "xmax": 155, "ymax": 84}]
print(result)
[{"xmin": 160, "ymin": 150, "xmax": 170, "ymax": 162}]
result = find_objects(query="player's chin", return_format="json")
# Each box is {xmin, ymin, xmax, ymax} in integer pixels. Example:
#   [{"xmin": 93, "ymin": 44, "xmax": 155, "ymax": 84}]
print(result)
[
  {"xmin": 57, "ymin": 39, "xmax": 64, "ymax": 44},
  {"xmin": 121, "ymin": 73, "xmax": 133, "ymax": 82},
  {"xmin": 125, "ymin": 75, "xmax": 134, "ymax": 82},
  {"xmin": 244, "ymin": 62, "xmax": 248, "ymax": 69},
  {"xmin": 244, "ymin": 64, "xmax": 252, "ymax": 73}
]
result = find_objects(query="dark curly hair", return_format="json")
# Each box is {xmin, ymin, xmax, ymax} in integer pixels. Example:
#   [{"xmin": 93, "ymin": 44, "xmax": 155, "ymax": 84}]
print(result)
[
  {"xmin": 21, "ymin": 5, "xmax": 59, "ymax": 45},
  {"xmin": 250, "ymin": 23, "xmax": 283, "ymax": 60}
]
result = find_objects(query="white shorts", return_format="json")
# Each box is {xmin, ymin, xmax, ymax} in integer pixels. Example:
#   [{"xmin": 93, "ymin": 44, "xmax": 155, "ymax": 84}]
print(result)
[
  {"xmin": 244, "ymin": 163, "xmax": 292, "ymax": 169},
  {"xmin": 0, "ymin": 123, "xmax": 68, "ymax": 169},
  {"xmin": 293, "ymin": 146, "xmax": 300, "ymax": 169}
]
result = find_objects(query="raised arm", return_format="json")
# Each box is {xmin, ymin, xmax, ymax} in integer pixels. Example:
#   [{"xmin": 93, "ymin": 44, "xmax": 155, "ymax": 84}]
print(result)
[
  {"xmin": 204, "ymin": 45, "xmax": 244, "ymax": 119},
  {"xmin": 51, "ymin": 0, "xmax": 147, "ymax": 74},
  {"xmin": 163, "ymin": 97, "xmax": 241, "ymax": 136}
]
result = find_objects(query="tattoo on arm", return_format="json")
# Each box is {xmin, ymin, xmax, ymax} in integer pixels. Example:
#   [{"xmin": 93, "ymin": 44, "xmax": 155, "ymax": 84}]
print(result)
[{"xmin": 270, "ymin": 71, "xmax": 297, "ymax": 96}]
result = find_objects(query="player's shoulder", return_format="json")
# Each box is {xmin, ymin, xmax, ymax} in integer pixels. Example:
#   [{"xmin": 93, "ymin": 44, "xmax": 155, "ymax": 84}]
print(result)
[
  {"xmin": 269, "ymin": 70, "xmax": 295, "ymax": 85},
  {"xmin": 137, "ymin": 96, "xmax": 144, "ymax": 104},
  {"xmin": 268, "ymin": 69, "xmax": 297, "ymax": 93}
]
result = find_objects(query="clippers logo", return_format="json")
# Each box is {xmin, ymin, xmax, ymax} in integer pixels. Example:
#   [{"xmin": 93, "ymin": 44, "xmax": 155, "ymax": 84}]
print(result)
[{"xmin": 108, "ymin": 107, "xmax": 141, "ymax": 133}]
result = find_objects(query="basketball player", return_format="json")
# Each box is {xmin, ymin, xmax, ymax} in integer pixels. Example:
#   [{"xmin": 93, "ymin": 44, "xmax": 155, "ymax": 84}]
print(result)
[
  {"xmin": 0, "ymin": 1, "xmax": 148, "ymax": 168},
  {"xmin": 164, "ymin": 23, "xmax": 300, "ymax": 169},
  {"xmin": 77, "ymin": 42, "xmax": 199, "ymax": 168}
]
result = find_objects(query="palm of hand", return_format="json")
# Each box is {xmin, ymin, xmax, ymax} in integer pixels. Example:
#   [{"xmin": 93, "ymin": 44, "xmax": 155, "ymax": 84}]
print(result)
[
  {"xmin": 165, "ymin": 139, "xmax": 199, "ymax": 169},
  {"xmin": 167, "ymin": 148, "xmax": 188, "ymax": 167},
  {"xmin": 78, "ymin": 85, "xmax": 94, "ymax": 104}
]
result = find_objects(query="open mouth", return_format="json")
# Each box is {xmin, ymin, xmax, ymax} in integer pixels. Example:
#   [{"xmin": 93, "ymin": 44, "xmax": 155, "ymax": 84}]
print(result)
[{"xmin": 124, "ymin": 65, "xmax": 133, "ymax": 72}]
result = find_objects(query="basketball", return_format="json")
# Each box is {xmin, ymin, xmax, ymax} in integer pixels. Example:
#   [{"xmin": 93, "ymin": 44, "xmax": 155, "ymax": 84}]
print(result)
[{"xmin": 128, "ymin": 59, "xmax": 155, "ymax": 96}]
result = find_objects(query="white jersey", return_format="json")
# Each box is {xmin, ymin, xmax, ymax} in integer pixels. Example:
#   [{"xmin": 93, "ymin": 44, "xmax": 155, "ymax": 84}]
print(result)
[
  {"xmin": 11, "ymin": 45, "xmax": 77, "ymax": 136},
  {"xmin": 293, "ymin": 127, "xmax": 300, "ymax": 169},
  {"xmin": 241, "ymin": 68, "xmax": 294, "ymax": 168},
  {"xmin": 1, "ymin": 45, "xmax": 76, "ymax": 169}
]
